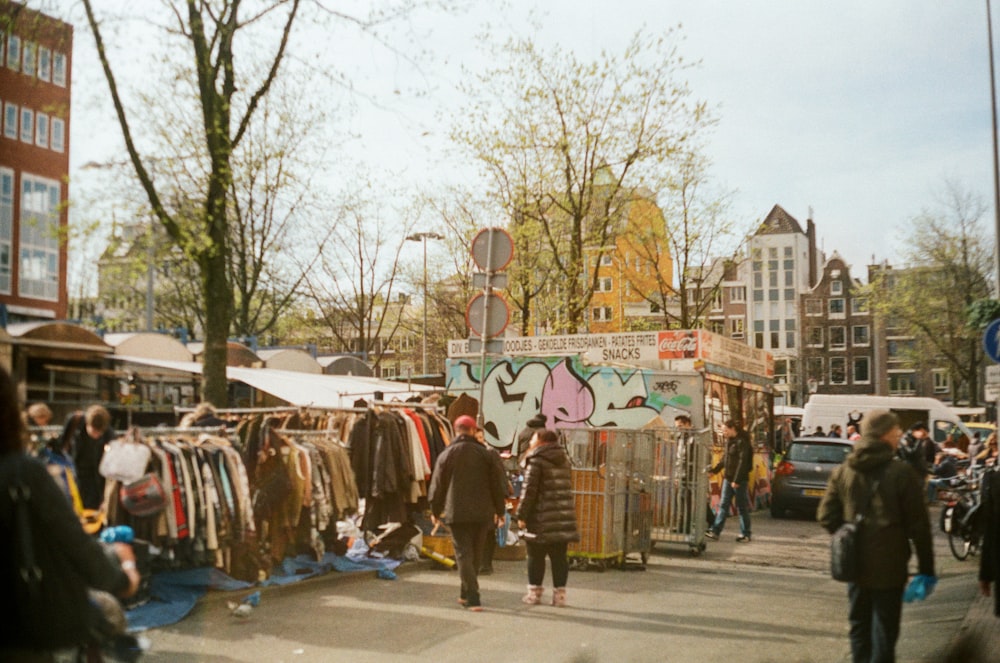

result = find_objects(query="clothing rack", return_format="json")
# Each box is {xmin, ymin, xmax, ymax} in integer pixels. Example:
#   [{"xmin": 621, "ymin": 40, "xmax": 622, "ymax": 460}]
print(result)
[
  {"xmin": 134, "ymin": 426, "xmax": 233, "ymax": 437},
  {"xmin": 174, "ymin": 405, "xmax": 300, "ymax": 415},
  {"xmin": 370, "ymin": 400, "xmax": 441, "ymax": 410}
]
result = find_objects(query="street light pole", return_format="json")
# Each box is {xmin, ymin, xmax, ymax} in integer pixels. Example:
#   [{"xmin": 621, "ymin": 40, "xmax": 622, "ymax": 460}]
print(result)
[
  {"xmin": 406, "ymin": 232, "xmax": 444, "ymax": 374},
  {"xmin": 988, "ymin": 0, "xmax": 1000, "ymax": 293}
]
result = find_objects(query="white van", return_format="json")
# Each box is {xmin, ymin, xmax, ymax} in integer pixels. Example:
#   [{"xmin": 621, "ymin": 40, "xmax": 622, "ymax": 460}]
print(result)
[{"xmin": 801, "ymin": 395, "xmax": 972, "ymax": 444}]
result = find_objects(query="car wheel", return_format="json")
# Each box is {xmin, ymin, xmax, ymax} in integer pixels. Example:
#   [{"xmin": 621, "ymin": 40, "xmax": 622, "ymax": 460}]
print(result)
[{"xmin": 770, "ymin": 501, "xmax": 785, "ymax": 518}]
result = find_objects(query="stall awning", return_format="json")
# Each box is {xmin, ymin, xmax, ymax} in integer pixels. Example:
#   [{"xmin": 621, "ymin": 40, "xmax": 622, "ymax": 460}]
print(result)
[{"xmin": 114, "ymin": 355, "xmax": 434, "ymax": 408}]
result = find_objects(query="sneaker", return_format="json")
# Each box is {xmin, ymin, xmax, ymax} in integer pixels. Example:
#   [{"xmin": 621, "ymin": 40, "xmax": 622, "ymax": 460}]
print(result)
[
  {"xmin": 704, "ymin": 530, "xmax": 718, "ymax": 541},
  {"xmin": 736, "ymin": 535, "xmax": 751, "ymax": 543}
]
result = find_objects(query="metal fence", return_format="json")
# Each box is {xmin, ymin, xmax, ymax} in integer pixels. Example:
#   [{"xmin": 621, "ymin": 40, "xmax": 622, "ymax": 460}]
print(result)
[{"xmin": 563, "ymin": 427, "xmax": 711, "ymax": 568}]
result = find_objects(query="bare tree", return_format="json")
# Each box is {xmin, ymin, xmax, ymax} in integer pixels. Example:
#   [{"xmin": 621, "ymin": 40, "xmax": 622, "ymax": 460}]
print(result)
[
  {"xmin": 451, "ymin": 29, "xmax": 715, "ymax": 333},
  {"xmin": 868, "ymin": 179, "xmax": 994, "ymax": 404}
]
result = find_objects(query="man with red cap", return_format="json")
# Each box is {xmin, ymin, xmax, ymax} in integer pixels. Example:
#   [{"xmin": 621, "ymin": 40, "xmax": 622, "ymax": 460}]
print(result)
[{"xmin": 429, "ymin": 415, "xmax": 507, "ymax": 611}]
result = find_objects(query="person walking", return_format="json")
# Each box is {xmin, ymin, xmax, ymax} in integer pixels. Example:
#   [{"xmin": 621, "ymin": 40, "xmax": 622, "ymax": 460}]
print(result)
[
  {"xmin": 705, "ymin": 419, "xmax": 753, "ymax": 543},
  {"xmin": 818, "ymin": 410, "xmax": 936, "ymax": 663},
  {"xmin": 428, "ymin": 415, "xmax": 506, "ymax": 612},
  {"xmin": 516, "ymin": 428, "xmax": 579, "ymax": 607},
  {"xmin": 0, "ymin": 366, "xmax": 140, "ymax": 660}
]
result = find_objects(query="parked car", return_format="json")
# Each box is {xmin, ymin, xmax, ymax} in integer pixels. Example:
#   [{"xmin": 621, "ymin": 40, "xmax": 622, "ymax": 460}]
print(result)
[{"xmin": 771, "ymin": 436, "xmax": 855, "ymax": 518}]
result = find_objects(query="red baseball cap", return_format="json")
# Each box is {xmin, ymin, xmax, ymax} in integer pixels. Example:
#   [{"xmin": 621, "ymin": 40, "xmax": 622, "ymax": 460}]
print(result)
[{"xmin": 453, "ymin": 415, "xmax": 478, "ymax": 431}]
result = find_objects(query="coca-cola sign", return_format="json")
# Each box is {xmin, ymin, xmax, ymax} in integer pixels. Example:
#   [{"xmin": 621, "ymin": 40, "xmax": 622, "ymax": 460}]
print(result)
[{"xmin": 657, "ymin": 331, "xmax": 699, "ymax": 358}]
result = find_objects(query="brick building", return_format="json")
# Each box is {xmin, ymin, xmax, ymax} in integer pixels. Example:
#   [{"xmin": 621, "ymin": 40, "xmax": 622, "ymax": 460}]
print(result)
[{"xmin": 0, "ymin": 2, "xmax": 72, "ymax": 322}]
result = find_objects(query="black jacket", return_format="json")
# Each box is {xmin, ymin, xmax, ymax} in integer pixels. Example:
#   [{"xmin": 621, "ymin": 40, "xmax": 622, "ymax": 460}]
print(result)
[
  {"xmin": 980, "ymin": 469, "xmax": 1000, "ymax": 616},
  {"xmin": 428, "ymin": 435, "xmax": 506, "ymax": 525},
  {"xmin": 516, "ymin": 442, "xmax": 580, "ymax": 544},
  {"xmin": 818, "ymin": 435, "xmax": 935, "ymax": 589},
  {"xmin": 711, "ymin": 430, "xmax": 753, "ymax": 484},
  {"xmin": 0, "ymin": 453, "xmax": 129, "ymax": 651}
]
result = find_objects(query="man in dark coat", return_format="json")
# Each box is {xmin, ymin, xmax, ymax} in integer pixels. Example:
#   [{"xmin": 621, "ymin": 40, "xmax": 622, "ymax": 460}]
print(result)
[
  {"xmin": 705, "ymin": 419, "xmax": 753, "ymax": 542},
  {"xmin": 61, "ymin": 405, "xmax": 115, "ymax": 510},
  {"xmin": 819, "ymin": 410, "xmax": 935, "ymax": 663},
  {"xmin": 428, "ymin": 415, "xmax": 506, "ymax": 611},
  {"xmin": 980, "ymin": 465, "xmax": 1000, "ymax": 616}
]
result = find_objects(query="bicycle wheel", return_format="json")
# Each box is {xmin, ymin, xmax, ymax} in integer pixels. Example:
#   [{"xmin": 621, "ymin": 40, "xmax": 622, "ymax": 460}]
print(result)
[{"xmin": 949, "ymin": 529, "xmax": 972, "ymax": 561}]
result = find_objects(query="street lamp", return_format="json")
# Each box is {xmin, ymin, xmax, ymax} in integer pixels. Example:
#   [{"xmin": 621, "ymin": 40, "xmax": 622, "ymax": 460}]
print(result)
[{"xmin": 406, "ymin": 231, "xmax": 444, "ymax": 374}]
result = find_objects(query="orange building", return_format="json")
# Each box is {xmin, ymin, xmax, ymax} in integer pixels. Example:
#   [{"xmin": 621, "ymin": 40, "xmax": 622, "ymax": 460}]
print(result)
[
  {"xmin": 0, "ymin": 1, "xmax": 73, "ymax": 322},
  {"xmin": 587, "ymin": 192, "xmax": 673, "ymax": 333}
]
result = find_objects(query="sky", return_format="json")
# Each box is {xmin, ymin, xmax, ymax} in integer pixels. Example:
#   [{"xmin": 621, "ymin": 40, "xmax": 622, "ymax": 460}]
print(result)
[{"xmin": 61, "ymin": 1, "xmax": 997, "ymax": 289}]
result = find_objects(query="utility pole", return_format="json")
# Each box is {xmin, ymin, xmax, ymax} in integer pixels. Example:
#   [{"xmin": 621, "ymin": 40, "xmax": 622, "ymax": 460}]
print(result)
[{"xmin": 405, "ymin": 232, "xmax": 444, "ymax": 374}]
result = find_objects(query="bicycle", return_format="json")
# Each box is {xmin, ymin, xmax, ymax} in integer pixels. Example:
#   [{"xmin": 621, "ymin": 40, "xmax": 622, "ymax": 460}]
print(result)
[{"xmin": 939, "ymin": 468, "xmax": 984, "ymax": 561}]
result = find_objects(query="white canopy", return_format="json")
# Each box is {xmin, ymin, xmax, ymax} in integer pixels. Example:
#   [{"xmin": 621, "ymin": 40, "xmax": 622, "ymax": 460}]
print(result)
[{"xmin": 113, "ymin": 355, "xmax": 434, "ymax": 408}]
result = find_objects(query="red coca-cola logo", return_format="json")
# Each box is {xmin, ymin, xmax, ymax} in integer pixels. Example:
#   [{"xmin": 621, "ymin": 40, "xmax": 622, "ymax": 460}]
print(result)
[{"xmin": 658, "ymin": 333, "xmax": 698, "ymax": 356}]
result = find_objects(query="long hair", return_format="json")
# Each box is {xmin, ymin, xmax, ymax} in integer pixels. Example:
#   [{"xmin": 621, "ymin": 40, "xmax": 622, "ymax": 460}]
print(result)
[{"xmin": 0, "ymin": 365, "xmax": 26, "ymax": 455}]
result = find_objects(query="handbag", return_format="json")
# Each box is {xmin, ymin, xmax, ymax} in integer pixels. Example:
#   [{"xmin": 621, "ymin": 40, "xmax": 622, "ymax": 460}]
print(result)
[
  {"xmin": 99, "ymin": 428, "xmax": 152, "ymax": 484},
  {"xmin": 830, "ymin": 471, "xmax": 883, "ymax": 582},
  {"xmin": 119, "ymin": 472, "xmax": 168, "ymax": 517}
]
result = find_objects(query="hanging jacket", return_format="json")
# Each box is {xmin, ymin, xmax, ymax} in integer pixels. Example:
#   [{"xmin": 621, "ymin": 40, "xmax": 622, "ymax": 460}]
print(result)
[{"xmin": 516, "ymin": 442, "xmax": 580, "ymax": 545}]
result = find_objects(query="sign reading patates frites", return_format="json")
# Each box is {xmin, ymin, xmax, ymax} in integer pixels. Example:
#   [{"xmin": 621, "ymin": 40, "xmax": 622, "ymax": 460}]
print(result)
[{"xmin": 448, "ymin": 329, "xmax": 773, "ymax": 379}]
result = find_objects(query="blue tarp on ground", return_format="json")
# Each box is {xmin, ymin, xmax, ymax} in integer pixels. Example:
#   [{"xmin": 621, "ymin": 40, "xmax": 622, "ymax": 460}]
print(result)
[{"xmin": 126, "ymin": 543, "xmax": 402, "ymax": 632}]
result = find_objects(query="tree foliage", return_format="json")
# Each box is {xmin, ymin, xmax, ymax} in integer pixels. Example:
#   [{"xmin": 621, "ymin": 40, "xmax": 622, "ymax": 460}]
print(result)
[
  {"xmin": 452, "ymin": 29, "xmax": 715, "ymax": 334},
  {"xmin": 868, "ymin": 180, "xmax": 994, "ymax": 404}
]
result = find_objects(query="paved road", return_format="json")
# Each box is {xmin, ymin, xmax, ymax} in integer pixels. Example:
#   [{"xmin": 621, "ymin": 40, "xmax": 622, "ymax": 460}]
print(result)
[{"xmin": 140, "ymin": 508, "xmax": 990, "ymax": 663}]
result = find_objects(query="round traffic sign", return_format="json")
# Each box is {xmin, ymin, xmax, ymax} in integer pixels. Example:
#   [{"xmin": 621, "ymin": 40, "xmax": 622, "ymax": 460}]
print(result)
[
  {"xmin": 466, "ymin": 292, "xmax": 510, "ymax": 337},
  {"xmin": 984, "ymin": 318, "xmax": 1000, "ymax": 363},
  {"xmin": 471, "ymin": 227, "xmax": 514, "ymax": 272}
]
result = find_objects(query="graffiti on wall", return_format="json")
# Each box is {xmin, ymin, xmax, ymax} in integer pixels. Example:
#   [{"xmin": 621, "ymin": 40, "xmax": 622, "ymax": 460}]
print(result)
[{"xmin": 446, "ymin": 356, "xmax": 700, "ymax": 450}]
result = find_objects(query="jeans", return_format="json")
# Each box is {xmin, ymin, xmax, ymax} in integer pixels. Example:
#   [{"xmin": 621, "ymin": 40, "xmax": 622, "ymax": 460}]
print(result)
[
  {"xmin": 847, "ymin": 583, "xmax": 904, "ymax": 663},
  {"xmin": 450, "ymin": 522, "xmax": 491, "ymax": 607},
  {"xmin": 711, "ymin": 479, "xmax": 751, "ymax": 537},
  {"xmin": 526, "ymin": 541, "xmax": 569, "ymax": 587}
]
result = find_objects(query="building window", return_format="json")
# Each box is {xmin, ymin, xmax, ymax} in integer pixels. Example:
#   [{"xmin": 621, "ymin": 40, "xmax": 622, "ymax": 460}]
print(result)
[
  {"xmin": 19, "ymin": 174, "xmax": 61, "ymax": 301},
  {"xmin": 710, "ymin": 320, "xmax": 724, "ymax": 334},
  {"xmin": 853, "ymin": 357, "xmax": 870, "ymax": 384},
  {"xmin": 731, "ymin": 318, "xmax": 745, "ymax": 339},
  {"xmin": 381, "ymin": 365, "xmax": 398, "ymax": 379},
  {"xmin": 831, "ymin": 280, "xmax": 843, "ymax": 295},
  {"xmin": 754, "ymin": 320, "xmax": 764, "ymax": 349},
  {"xmin": 753, "ymin": 289, "xmax": 764, "ymax": 302},
  {"xmin": 752, "ymin": 260, "xmax": 762, "ymax": 274},
  {"xmin": 829, "ymin": 298, "xmax": 845, "ymax": 318},
  {"xmin": 729, "ymin": 286, "xmax": 745, "ymax": 303},
  {"xmin": 769, "ymin": 247, "xmax": 777, "ymax": 259},
  {"xmin": 20, "ymin": 108, "xmax": 33, "ymax": 143},
  {"xmin": 6, "ymin": 35, "xmax": 20, "ymax": 72},
  {"xmin": 710, "ymin": 290, "xmax": 722, "ymax": 310},
  {"xmin": 830, "ymin": 357, "xmax": 847, "ymax": 385},
  {"xmin": 600, "ymin": 254, "xmax": 612, "ymax": 266},
  {"xmin": 35, "ymin": 113, "xmax": 48, "ymax": 148},
  {"xmin": 52, "ymin": 52, "xmax": 66, "ymax": 87},
  {"xmin": 37, "ymin": 46, "xmax": 50, "ymax": 82},
  {"xmin": 769, "ymin": 288, "xmax": 779, "ymax": 301},
  {"xmin": 597, "ymin": 277, "xmax": 612, "ymax": 292},
  {"xmin": 889, "ymin": 373, "xmax": 916, "ymax": 395},
  {"xmin": 769, "ymin": 271, "xmax": 778, "ymax": 287},
  {"xmin": 786, "ymin": 331, "xmax": 795, "ymax": 349},
  {"xmin": 22, "ymin": 42, "xmax": 35, "ymax": 77},
  {"xmin": 933, "ymin": 369, "xmax": 950, "ymax": 394},
  {"xmin": 807, "ymin": 357, "xmax": 824, "ymax": 384},
  {"xmin": 3, "ymin": 102, "xmax": 16, "ymax": 139},
  {"xmin": 784, "ymin": 270, "xmax": 793, "ymax": 286},
  {"xmin": 592, "ymin": 306, "xmax": 612, "ymax": 322},
  {"xmin": 829, "ymin": 326, "xmax": 846, "ymax": 350},
  {"xmin": 807, "ymin": 326, "xmax": 823, "ymax": 347},
  {"xmin": 51, "ymin": 118, "xmax": 64, "ymax": 153},
  {"xmin": 852, "ymin": 325, "xmax": 870, "ymax": 346},
  {"xmin": 784, "ymin": 288, "xmax": 795, "ymax": 300},
  {"xmin": 805, "ymin": 298, "xmax": 822, "ymax": 316},
  {"xmin": 0, "ymin": 168, "xmax": 13, "ymax": 293},
  {"xmin": 784, "ymin": 246, "xmax": 792, "ymax": 257},
  {"xmin": 852, "ymin": 297, "xmax": 869, "ymax": 315},
  {"xmin": 753, "ymin": 272, "xmax": 763, "ymax": 288}
]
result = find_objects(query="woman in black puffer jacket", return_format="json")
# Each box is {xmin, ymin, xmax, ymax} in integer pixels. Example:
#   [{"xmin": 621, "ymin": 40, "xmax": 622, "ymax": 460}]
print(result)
[{"xmin": 516, "ymin": 428, "xmax": 579, "ymax": 607}]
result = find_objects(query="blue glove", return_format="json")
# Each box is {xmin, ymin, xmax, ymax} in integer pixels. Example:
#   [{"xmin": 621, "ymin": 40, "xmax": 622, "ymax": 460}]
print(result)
[{"xmin": 903, "ymin": 574, "xmax": 938, "ymax": 602}]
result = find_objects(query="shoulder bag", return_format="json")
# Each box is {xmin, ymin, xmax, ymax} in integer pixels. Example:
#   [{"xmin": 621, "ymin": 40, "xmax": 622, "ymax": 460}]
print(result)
[{"xmin": 830, "ymin": 469, "xmax": 883, "ymax": 582}]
